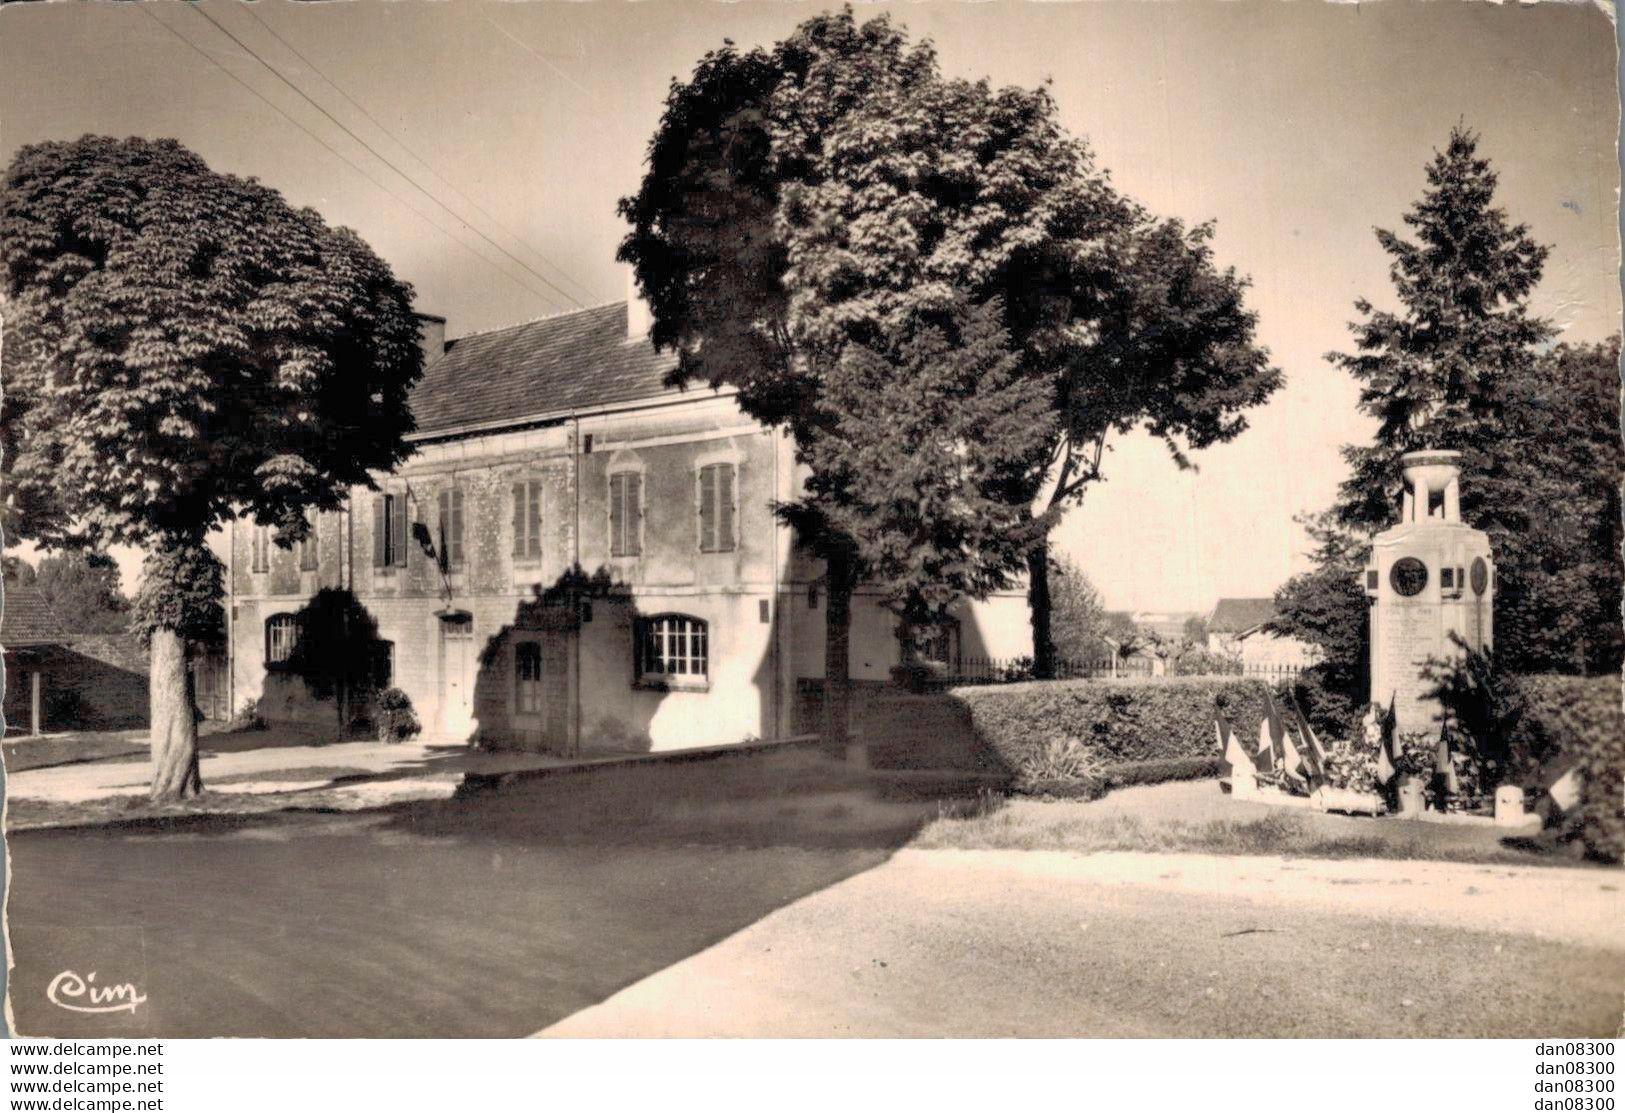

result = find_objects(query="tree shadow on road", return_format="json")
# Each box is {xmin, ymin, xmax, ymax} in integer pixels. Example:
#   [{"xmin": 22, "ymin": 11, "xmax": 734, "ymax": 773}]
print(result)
[{"xmin": 5, "ymin": 744, "xmax": 1005, "ymax": 1038}]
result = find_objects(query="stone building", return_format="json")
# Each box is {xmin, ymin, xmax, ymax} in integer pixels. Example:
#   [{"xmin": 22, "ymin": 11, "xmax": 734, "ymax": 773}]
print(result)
[
  {"xmin": 223, "ymin": 301, "xmax": 1030, "ymax": 754},
  {"xmin": 1, "ymin": 578, "xmax": 149, "ymax": 734},
  {"xmin": 1207, "ymin": 596, "xmax": 1321, "ymax": 672}
]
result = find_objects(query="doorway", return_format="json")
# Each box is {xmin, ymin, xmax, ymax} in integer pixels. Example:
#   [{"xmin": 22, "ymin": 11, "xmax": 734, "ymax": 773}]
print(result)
[{"xmin": 439, "ymin": 612, "xmax": 476, "ymax": 740}]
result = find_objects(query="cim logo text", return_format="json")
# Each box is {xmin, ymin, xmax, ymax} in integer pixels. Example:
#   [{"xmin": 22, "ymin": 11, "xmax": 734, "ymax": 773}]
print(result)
[{"xmin": 46, "ymin": 971, "xmax": 147, "ymax": 1015}]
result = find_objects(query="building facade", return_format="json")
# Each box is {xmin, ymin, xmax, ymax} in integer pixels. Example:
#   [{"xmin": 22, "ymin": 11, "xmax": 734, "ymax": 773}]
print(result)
[{"xmin": 223, "ymin": 301, "xmax": 1030, "ymax": 755}]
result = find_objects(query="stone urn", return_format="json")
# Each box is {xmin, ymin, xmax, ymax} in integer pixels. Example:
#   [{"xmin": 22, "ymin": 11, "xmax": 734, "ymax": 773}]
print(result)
[{"xmin": 1397, "ymin": 776, "xmax": 1428, "ymax": 818}]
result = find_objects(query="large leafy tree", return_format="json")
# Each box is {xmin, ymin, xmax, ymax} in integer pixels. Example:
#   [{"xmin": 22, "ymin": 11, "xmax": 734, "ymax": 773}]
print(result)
[
  {"xmin": 621, "ymin": 11, "xmax": 1107, "ymax": 747},
  {"xmin": 621, "ymin": 9, "xmax": 1278, "ymax": 746},
  {"xmin": 1286, "ymin": 128, "xmax": 1621, "ymax": 696},
  {"xmin": 34, "ymin": 550, "xmax": 131, "ymax": 635},
  {"xmin": 2, "ymin": 136, "xmax": 422, "ymax": 799},
  {"xmin": 794, "ymin": 295, "xmax": 1055, "ymax": 630}
]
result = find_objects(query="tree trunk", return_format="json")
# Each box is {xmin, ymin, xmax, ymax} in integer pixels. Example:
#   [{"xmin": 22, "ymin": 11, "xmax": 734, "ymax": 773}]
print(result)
[
  {"xmin": 149, "ymin": 627, "xmax": 202, "ymax": 801},
  {"xmin": 822, "ymin": 550, "xmax": 854, "ymax": 761},
  {"xmin": 1027, "ymin": 540, "xmax": 1056, "ymax": 679}
]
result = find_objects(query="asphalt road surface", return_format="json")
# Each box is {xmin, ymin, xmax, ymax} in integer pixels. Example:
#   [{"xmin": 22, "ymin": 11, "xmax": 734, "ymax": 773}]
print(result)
[{"xmin": 9, "ymin": 770, "xmax": 1622, "ymax": 1038}]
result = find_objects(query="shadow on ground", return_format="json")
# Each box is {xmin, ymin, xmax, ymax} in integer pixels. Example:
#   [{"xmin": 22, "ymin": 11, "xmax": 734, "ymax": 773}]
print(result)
[{"xmin": 6, "ymin": 745, "xmax": 1004, "ymax": 1038}]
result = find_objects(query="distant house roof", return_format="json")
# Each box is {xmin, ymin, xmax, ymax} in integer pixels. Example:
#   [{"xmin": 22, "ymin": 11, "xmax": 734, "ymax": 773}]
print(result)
[
  {"xmin": 1209, "ymin": 597, "xmax": 1278, "ymax": 634},
  {"xmin": 2, "ymin": 580, "xmax": 68, "ymax": 648},
  {"xmin": 408, "ymin": 301, "xmax": 685, "ymax": 440}
]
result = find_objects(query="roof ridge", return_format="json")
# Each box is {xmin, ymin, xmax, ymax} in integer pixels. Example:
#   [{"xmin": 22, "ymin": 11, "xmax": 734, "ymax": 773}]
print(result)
[{"xmin": 447, "ymin": 299, "xmax": 628, "ymax": 346}]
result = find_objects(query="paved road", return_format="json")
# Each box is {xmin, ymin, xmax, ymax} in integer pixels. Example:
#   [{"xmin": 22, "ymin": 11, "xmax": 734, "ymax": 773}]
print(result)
[
  {"xmin": 5, "ymin": 757, "xmax": 940, "ymax": 1039},
  {"xmin": 10, "ymin": 758, "xmax": 1622, "ymax": 1039}
]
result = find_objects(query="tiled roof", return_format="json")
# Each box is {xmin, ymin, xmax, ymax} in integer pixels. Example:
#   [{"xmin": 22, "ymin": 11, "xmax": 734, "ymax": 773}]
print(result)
[
  {"xmin": 1208, "ymin": 597, "xmax": 1278, "ymax": 634},
  {"xmin": 408, "ymin": 302, "xmax": 683, "ymax": 438},
  {"xmin": 2, "ymin": 579, "xmax": 67, "ymax": 647}
]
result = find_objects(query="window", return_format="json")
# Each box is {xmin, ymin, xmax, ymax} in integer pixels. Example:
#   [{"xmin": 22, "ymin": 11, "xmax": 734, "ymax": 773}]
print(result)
[
  {"xmin": 265, "ymin": 613, "xmax": 301, "ymax": 667},
  {"xmin": 251, "ymin": 525, "xmax": 271, "ymax": 573},
  {"xmin": 438, "ymin": 486, "xmax": 465, "ymax": 571},
  {"xmin": 298, "ymin": 510, "xmax": 319, "ymax": 571},
  {"xmin": 636, "ymin": 614, "xmax": 708, "ymax": 684},
  {"xmin": 512, "ymin": 479, "xmax": 543, "ymax": 562},
  {"xmin": 515, "ymin": 642, "xmax": 543, "ymax": 714},
  {"xmin": 372, "ymin": 640, "xmax": 395, "ymax": 689},
  {"xmin": 697, "ymin": 463, "xmax": 737, "ymax": 553},
  {"xmin": 609, "ymin": 471, "xmax": 642, "ymax": 558},
  {"xmin": 373, "ymin": 493, "xmax": 408, "ymax": 569}
]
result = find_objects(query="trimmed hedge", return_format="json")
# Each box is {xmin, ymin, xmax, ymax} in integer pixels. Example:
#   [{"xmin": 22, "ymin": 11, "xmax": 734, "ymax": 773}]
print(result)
[
  {"xmin": 953, "ymin": 676, "xmax": 1272, "ymax": 776},
  {"xmin": 1012, "ymin": 757, "xmax": 1224, "ymax": 801},
  {"xmin": 1521, "ymin": 675, "xmax": 1623, "ymax": 863},
  {"xmin": 1102, "ymin": 756, "xmax": 1224, "ymax": 789}
]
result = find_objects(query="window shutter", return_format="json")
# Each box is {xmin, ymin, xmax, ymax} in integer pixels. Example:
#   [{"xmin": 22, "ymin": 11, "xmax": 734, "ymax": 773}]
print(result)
[
  {"xmin": 610, "ymin": 474, "xmax": 625, "ymax": 557},
  {"xmin": 512, "ymin": 482, "xmax": 526, "ymax": 557},
  {"xmin": 451, "ymin": 488, "xmax": 465, "ymax": 567},
  {"xmin": 628, "ymin": 474, "xmax": 642, "ymax": 556},
  {"xmin": 527, "ymin": 481, "xmax": 542, "ymax": 559},
  {"xmin": 719, "ymin": 465, "xmax": 735, "ymax": 552},
  {"xmin": 437, "ymin": 490, "xmax": 450, "ymax": 571},
  {"xmin": 699, "ymin": 465, "xmax": 717, "ymax": 552},
  {"xmin": 391, "ymin": 493, "xmax": 408, "ymax": 567},
  {"xmin": 373, "ymin": 497, "xmax": 386, "ymax": 567}
]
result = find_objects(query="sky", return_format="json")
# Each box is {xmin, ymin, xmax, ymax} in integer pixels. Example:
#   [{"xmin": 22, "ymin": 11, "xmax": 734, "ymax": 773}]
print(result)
[{"xmin": 1, "ymin": 0, "xmax": 1619, "ymax": 611}]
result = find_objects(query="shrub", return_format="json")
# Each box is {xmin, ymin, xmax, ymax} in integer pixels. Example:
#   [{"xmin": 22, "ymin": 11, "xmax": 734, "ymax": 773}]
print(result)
[
  {"xmin": 229, "ymin": 697, "xmax": 267, "ymax": 733},
  {"xmin": 1011, "ymin": 777, "xmax": 1106, "ymax": 801},
  {"xmin": 1521, "ymin": 675, "xmax": 1623, "ymax": 863},
  {"xmin": 1171, "ymin": 646, "xmax": 1241, "ymax": 676},
  {"xmin": 952, "ymin": 676, "xmax": 1272, "ymax": 774},
  {"xmin": 1100, "ymin": 755, "xmax": 1222, "ymax": 789},
  {"xmin": 374, "ymin": 687, "xmax": 421, "ymax": 744}
]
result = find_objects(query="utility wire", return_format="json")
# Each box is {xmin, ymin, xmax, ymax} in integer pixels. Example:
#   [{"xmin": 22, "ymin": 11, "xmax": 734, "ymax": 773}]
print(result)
[
  {"xmin": 238, "ymin": 3, "xmax": 596, "ymax": 308},
  {"xmin": 141, "ymin": 6, "xmax": 574, "ymax": 309},
  {"xmin": 186, "ymin": 3, "xmax": 583, "ymax": 311}
]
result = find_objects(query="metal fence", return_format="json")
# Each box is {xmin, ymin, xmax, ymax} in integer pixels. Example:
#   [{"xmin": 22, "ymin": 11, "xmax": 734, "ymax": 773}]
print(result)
[{"xmin": 943, "ymin": 655, "xmax": 1305, "ymax": 687}]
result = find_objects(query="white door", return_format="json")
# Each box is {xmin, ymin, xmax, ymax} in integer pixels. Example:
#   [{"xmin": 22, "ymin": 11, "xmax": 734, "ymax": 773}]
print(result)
[{"xmin": 440, "ymin": 615, "xmax": 476, "ymax": 739}]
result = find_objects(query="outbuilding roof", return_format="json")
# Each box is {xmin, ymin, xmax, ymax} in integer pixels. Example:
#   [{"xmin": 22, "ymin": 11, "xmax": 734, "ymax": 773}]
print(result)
[
  {"xmin": 408, "ymin": 302, "xmax": 683, "ymax": 439},
  {"xmin": 2, "ymin": 579, "xmax": 68, "ymax": 648},
  {"xmin": 1208, "ymin": 597, "xmax": 1278, "ymax": 634}
]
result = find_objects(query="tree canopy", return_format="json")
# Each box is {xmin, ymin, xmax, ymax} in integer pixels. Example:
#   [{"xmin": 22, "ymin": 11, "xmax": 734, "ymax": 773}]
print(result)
[
  {"xmin": 31, "ymin": 551, "xmax": 131, "ymax": 635},
  {"xmin": 2, "ymin": 136, "xmax": 424, "ymax": 798},
  {"xmin": 620, "ymin": 8, "xmax": 1279, "ymax": 677},
  {"xmin": 1, "ymin": 135, "xmax": 424, "ymax": 554}
]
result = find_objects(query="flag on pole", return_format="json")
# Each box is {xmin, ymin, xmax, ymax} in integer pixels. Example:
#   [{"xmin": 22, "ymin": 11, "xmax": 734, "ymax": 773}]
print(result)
[
  {"xmin": 1373, "ymin": 704, "xmax": 1397, "ymax": 786},
  {"xmin": 1437, "ymin": 730, "xmax": 1460, "ymax": 798},
  {"xmin": 1216, "ymin": 713, "xmax": 1253, "ymax": 787},
  {"xmin": 1284, "ymin": 693, "xmax": 1329, "ymax": 790},
  {"xmin": 1259, "ymin": 689, "xmax": 1289, "ymax": 773},
  {"xmin": 1279, "ymin": 728, "xmax": 1308, "ymax": 792},
  {"xmin": 1253, "ymin": 705, "xmax": 1277, "ymax": 774}
]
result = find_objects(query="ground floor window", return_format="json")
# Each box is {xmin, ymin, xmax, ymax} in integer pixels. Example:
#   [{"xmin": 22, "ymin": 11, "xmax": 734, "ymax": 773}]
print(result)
[
  {"xmin": 515, "ymin": 641, "xmax": 543, "ymax": 713},
  {"xmin": 265, "ymin": 613, "xmax": 301, "ymax": 667},
  {"xmin": 636, "ymin": 614, "xmax": 708, "ymax": 684}
]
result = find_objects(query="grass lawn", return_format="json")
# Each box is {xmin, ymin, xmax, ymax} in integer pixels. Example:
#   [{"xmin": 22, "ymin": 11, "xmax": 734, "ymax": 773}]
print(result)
[{"xmin": 913, "ymin": 778, "xmax": 1607, "ymax": 868}]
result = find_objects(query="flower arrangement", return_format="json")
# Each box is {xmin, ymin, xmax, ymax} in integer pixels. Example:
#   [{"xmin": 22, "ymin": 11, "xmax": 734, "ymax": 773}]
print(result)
[
  {"xmin": 1392, "ymin": 732, "xmax": 1436, "ymax": 781},
  {"xmin": 1319, "ymin": 731, "xmax": 1381, "ymax": 794}
]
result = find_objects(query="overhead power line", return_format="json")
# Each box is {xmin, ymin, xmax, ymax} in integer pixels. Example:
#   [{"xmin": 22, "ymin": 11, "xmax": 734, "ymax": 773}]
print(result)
[
  {"xmin": 183, "ymin": 3, "xmax": 584, "ymax": 311},
  {"xmin": 141, "ymin": 6, "xmax": 573, "ymax": 310},
  {"xmin": 238, "ymin": 4, "xmax": 596, "ymax": 308}
]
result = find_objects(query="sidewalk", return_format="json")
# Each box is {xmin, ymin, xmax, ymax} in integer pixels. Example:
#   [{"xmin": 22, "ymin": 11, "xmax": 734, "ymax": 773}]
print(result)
[{"xmin": 4, "ymin": 727, "xmax": 576, "ymax": 809}]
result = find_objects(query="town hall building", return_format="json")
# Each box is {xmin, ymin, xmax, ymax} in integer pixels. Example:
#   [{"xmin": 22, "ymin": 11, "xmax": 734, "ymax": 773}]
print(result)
[{"xmin": 223, "ymin": 298, "xmax": 1029, "ymax": 754}]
